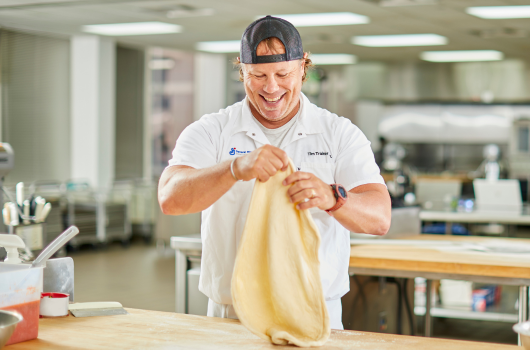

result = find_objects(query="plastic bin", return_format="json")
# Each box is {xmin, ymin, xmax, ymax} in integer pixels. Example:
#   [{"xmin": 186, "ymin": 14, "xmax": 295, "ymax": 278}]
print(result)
[{"xmin": 0, "ymin": 263, "xmax": 43, "ymax": 345}]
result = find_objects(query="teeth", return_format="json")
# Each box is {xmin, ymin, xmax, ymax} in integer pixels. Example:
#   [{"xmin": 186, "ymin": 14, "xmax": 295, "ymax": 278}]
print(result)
[{"xmin": 264, "ymin": 95, "xmax": 282, "ymax": 102}]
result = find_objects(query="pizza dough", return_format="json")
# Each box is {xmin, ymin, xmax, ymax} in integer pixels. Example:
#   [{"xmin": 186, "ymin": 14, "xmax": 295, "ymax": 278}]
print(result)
[{"xmin": 231, "ymin": 160, "xmax": 330, "ymax": 347}]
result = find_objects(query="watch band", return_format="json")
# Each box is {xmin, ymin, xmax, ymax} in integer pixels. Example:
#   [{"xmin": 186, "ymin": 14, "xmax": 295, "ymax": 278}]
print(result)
[{"xmin": 326, "ymin": 184, "xmax": 347, "ymax": 215}]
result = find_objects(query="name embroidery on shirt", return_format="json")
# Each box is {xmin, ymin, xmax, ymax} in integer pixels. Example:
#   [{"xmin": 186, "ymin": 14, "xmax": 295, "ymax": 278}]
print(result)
[
  {"xmin": 230, "ymin": 148, "xmax": 251, "ymax": 156},
  {"xmin": 308, "ymin": 152, "xmax": 329, "ymax": 156}
]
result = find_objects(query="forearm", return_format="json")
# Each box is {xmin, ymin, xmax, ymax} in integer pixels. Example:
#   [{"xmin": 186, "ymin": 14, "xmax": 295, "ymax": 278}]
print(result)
[
  {"xmin": 332, "ymin": 188, "xmax": 391, "ymax": 235},
  {"xmin": 158, "ymin": 161, "xmax": 236, "ymax": 215}
]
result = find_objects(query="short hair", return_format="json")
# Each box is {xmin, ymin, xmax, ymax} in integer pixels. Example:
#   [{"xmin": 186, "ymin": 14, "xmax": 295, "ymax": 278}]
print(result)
[{"xmin": 233, "ymin": 37, "xmax": 314, "ymax": 83}]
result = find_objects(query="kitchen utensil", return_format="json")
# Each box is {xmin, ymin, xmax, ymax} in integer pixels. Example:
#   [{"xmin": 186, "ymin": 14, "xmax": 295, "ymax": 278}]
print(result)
[
  {"xmin": 39, "ymin": 203, "xmax": 52, "ymax": 223},
  {"xmin": 2, "ymin": 208, "xmax": 8, "ymax": 226},
  {"xmin": 7, "ymin": 203, "xmax": 18, "ymax": 226},
  {"xmin": 22, "ymin": 200, "xmax": 29, "ymax": 225},
  {"xmin": 34, "ymin": 197, "xmax": 44, "ymax": 222},
  {"xmin": 15, "ymin": 183, "xmax": 23, "ymax": 207},
  {"xmin": 514, "ymin": 321, "xmax": 530, "ymax": 349},
  {"xmin": 32, "ymin": 226, "xmax": 79, "ymax": 268},
  {"xmin": 0, "ymin": 310, "xmax": 23, "ymax": 349},
  {"xmin": 69, "ymin": 302, "xmax": 128, "ymax": 318},
  {"xmin": 40, "ymin": 293, "xmax": 69, "ymax": 317},
  {"xmin": 43, "ymin": 257, "xmax": 74, "ymax": 302}
]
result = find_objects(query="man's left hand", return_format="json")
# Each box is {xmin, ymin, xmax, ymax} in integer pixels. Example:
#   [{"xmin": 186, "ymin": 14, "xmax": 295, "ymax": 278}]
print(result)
[{"xmin": 283, "ymin": 172, "xmax": 336, "ymax": 211}]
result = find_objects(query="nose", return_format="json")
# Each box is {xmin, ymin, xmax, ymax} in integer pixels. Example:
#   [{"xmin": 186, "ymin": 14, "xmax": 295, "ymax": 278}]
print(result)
[{"xmin": 263, "ymin": 75, "xmax": 279, "ymax": 94}]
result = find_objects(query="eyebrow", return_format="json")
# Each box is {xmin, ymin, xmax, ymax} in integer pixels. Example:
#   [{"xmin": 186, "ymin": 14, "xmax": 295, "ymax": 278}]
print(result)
[{"xmin": 246, "ymin": 66, "xmax": 294, "ymax": 75}]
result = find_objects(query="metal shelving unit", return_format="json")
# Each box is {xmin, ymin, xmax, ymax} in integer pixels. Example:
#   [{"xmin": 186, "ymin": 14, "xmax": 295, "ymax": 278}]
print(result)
[
  {"xmin": 414, "ymin": 305, "xmax": 518, "ymax": 323},
  {"xmin": 415, "ymin": 283, "xmax": 520, "ymax": 323}
]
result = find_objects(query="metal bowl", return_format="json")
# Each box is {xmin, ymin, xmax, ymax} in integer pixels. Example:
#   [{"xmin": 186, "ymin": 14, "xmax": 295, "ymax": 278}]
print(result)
[
  {"xmin": 513, "ymin": 321, "xmax": 530, "ymax": 349},
  {"xmin": 0, "ymin": 310, "xmax": 23, "ymax": 349}
]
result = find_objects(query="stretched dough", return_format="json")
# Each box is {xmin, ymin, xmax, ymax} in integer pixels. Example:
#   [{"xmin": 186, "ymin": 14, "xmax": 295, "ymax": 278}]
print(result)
[{"xmin": 231, "ymin": 160, "xmax": 330, "ymax": 347}]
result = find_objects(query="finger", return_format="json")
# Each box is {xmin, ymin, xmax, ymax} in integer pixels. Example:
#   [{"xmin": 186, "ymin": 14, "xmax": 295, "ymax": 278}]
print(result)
[
  {"xmin": 290, "ymin": 188, "xmax": 318, "ymax": 204},
  {"xmin": 256, "ymin": 169, "xmax": 271, "ymax": 182},
  {"xmin": 287, "ymin": 179, "xmax": 315, "ymax": 197},
  {"xmin": 283, "ymin": 171, "xmax": 312, "ymax": 186},
  {"xmin": 262, "ymin": 161, "xmax": 279, "ymax": 176},
  {"xmin": 296, "ymin": 197, "xmax": 320, "ymax": 210},
  {"xmin": 271, "ymin": 147, "xmax": 290, "ymax": 170},
  {"xmin": 268, "ymin": 156, "xmax": 284, "ymax": 172}
]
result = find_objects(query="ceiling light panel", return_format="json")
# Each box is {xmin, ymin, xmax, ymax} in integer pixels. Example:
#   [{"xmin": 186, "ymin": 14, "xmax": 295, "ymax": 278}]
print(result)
[
  {"xmin": 466, "ymin": 6, "xmax": 530, "ymax": 19},
  {"xmin": 352, "ymin": 34, "xmax": 447, "ymax": 47},
  {"xmin": 196, "ymin": 40, "xmax": 240, "ymax": 53},
  {"xmin": 420, "ymin": 50, "xmax": 504, "ymax": 62},
  {"xmin": 83, "ymin": 22, "xmax": 182, "ymax": 36},
  {"xmin": 366, "ymin": 0, "xmax": 438, "ymax": 6},
  {"xmin": 267, "ymin": 12, "xmax": 369, "ymax": 27},
  {"xmin": 310, "ymin": 54, "xmax": 357, "ymax": 65}
]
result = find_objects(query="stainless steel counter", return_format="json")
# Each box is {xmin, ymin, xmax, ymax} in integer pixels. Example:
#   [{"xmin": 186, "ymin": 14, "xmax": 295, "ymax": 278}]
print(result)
[
  {"xmin": 420, "ymin": 210, "xmax": 530, "ymax": 225},
  {"xmin": 170, "ymin": 234, "xmax": 201, "ymax": 314}
]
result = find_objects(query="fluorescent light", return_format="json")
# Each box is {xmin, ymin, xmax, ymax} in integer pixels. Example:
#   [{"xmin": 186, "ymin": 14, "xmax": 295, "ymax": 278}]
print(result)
[
  {"xmin": 352, "ymin": 34, "xmax": 447, "ymax": 47},
  {"xmin": 466, "ymin": 6, "xmax": 530, "ymax": 19},
  {"xmin": 196, "ymin": 40, "xmax": 240, "ymax": 53},
  {"xmin": 311, "ymin": 54, "xmax": 357, "ymax": 65},
  {"xmin": 420, "ymin": 50, "xmax": 504, "ymax": 62},
  {"xmin": 83, "ymin": 22, "xmax": 181, "ymax": 36},
  {"xmin": 266, "ymin": 12, "xmax": 369, "ymax": 27}
]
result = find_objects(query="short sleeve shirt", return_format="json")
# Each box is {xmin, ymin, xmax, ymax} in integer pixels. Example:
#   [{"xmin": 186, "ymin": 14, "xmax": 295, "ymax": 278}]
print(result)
[{"xmin": 168, "ymin": 93, "xmax": 385, "ymax": 304}]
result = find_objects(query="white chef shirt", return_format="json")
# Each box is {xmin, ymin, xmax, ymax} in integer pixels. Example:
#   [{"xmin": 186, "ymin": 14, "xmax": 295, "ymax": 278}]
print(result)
[
  {"xmin": 168, "ymin": 92, "xmax": 385, "ymax": 305},
  {"xmin": 253, "ymin": 97, "xmax": 301, "ymax": 148}
]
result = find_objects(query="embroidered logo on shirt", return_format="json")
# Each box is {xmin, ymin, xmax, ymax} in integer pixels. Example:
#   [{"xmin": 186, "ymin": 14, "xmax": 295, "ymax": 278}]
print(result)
[
  {"xmin": 230, "ymin": 148, "xmax": 251, "ymax": 155},
  {"xmin": 307, "ymin": 152, "xmax": 329, "ymax": 156}
]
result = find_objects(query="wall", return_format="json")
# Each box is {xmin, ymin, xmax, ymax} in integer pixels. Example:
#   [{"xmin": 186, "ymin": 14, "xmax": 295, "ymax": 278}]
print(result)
[
  {"xmin": 1, "ymin": 29, "xmax": 70, "ymax": 185},
  {"xmin": 115, "ymin": 45, "xmax": 145, "ymax": 180}
]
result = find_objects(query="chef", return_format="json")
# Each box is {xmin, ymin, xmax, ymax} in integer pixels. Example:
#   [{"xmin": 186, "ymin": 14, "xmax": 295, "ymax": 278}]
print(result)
[{"xmin": 158, "ymin": 15, "xmax": 391, "ymax": 330}]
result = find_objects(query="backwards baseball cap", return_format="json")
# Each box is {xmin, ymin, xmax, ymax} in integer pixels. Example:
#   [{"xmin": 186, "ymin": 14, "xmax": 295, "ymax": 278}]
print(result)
[{"xmin": 240, "ymin": 15, "xmax": 303, "ymax": 64}]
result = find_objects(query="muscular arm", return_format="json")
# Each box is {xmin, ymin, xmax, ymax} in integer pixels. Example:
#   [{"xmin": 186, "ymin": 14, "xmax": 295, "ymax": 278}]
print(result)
[
  {"xmin": 332, "ymin": 184, "xmax": 391, "ymax": 235},
  {"xmin": 158, "ymin": 145, "xmax": 290, "ymax": 215},
  {"xmin": 158, "ymin": 161, "xmax": 236, "ymax": 215},
  {"xmin": 285, "ymin": 172, "xmax": 391, "ymax": 236}
]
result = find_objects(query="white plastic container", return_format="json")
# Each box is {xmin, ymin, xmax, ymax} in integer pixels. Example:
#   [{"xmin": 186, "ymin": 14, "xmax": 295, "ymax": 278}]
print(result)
[
  {"xmin": 0, "ymin": 263, "xmax": 43, "ymax": 345},
  {"xmin": 40, "ymin": 293, "xmax": 69, "ymax": 317}
]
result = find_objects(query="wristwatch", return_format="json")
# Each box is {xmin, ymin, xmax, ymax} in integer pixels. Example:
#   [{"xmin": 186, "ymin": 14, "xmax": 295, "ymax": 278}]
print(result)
[{"xmin": 326, "ymin": 184, "xmax": 348, "ymax": 216}]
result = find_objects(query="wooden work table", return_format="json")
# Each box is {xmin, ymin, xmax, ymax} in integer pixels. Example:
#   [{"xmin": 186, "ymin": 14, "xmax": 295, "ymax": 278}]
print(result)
[
  {"xmin": 350, "ymin": 235, "xmax": 530, "ymax": 280},
  {"xmin": 349, "ymin": 234, "xmax": 530, "ymax": 341},
  {"xmin": 6, "ymin": 308, "xmax": 518, "ymax": 350}
]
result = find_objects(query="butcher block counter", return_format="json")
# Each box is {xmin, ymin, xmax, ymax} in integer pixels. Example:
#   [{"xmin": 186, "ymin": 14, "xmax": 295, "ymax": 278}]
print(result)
[{"xmin": 6, "ymin": 308, "xmax": 518, "ymax": 349}]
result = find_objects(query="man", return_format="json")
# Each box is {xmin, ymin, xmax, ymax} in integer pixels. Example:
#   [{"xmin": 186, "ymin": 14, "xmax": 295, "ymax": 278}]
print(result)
[{"xmin": 158, "ymin": 15, "xmax": 391, "ymax": 329}]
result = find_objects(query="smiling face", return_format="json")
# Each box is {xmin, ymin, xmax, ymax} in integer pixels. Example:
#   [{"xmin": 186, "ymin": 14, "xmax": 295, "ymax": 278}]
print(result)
[{"xmin": 242, "ymin": 38, "xmax": 306, "ymax": 128}]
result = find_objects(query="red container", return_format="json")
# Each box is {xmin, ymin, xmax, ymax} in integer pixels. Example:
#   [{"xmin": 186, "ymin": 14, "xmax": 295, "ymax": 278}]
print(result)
[{"xmin": 1, "ymin": 300, "xmax": 40, "ymax": 345}]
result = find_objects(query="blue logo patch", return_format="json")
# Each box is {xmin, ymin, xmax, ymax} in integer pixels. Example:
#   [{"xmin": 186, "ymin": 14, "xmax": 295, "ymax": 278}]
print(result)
[{"xmin": 229, "ymin": 147, "xmax": 251, "ymax": 155}]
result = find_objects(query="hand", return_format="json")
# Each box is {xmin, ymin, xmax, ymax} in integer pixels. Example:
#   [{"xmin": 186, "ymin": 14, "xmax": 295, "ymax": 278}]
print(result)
[
  {"xmin": 283, "ymin": 172, "xmax": 336, "ymax": 211},
  {"xmin": 233, "ymin": 145, "xmax": 290, "ymax": 182}
]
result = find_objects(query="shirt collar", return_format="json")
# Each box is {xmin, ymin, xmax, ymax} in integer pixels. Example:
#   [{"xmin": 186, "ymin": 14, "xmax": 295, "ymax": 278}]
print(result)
[{"xmin": 232, "ymin": 92, "xmax": 324, "ymax": 139}]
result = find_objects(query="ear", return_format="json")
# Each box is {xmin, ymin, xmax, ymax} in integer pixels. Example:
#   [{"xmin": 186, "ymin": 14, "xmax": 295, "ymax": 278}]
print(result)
[
  {"xmin": 237, "ymin": 57, "xmax": 241, "ymax": 63},
  {"xmin": 301, "ymin": 52, "xmax": 308, "ymax": 70}
]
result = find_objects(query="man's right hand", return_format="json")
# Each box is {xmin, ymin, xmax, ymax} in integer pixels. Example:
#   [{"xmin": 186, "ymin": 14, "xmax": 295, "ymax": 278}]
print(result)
[{"xmin": 233, "ymin": 145, "xmax": 290, "ymax": 182}]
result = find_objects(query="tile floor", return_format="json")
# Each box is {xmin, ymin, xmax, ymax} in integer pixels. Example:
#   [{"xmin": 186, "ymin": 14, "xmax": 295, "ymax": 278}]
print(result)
[{"xmin": 71, "ymin": 241, "xmax": 175, "ymax": 312}]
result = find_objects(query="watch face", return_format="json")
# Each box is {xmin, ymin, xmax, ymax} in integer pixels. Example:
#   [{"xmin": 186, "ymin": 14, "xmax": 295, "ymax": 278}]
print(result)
[{"xmin": 338, "ymin": 186, "xmax": 347, "ymax": 198}]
